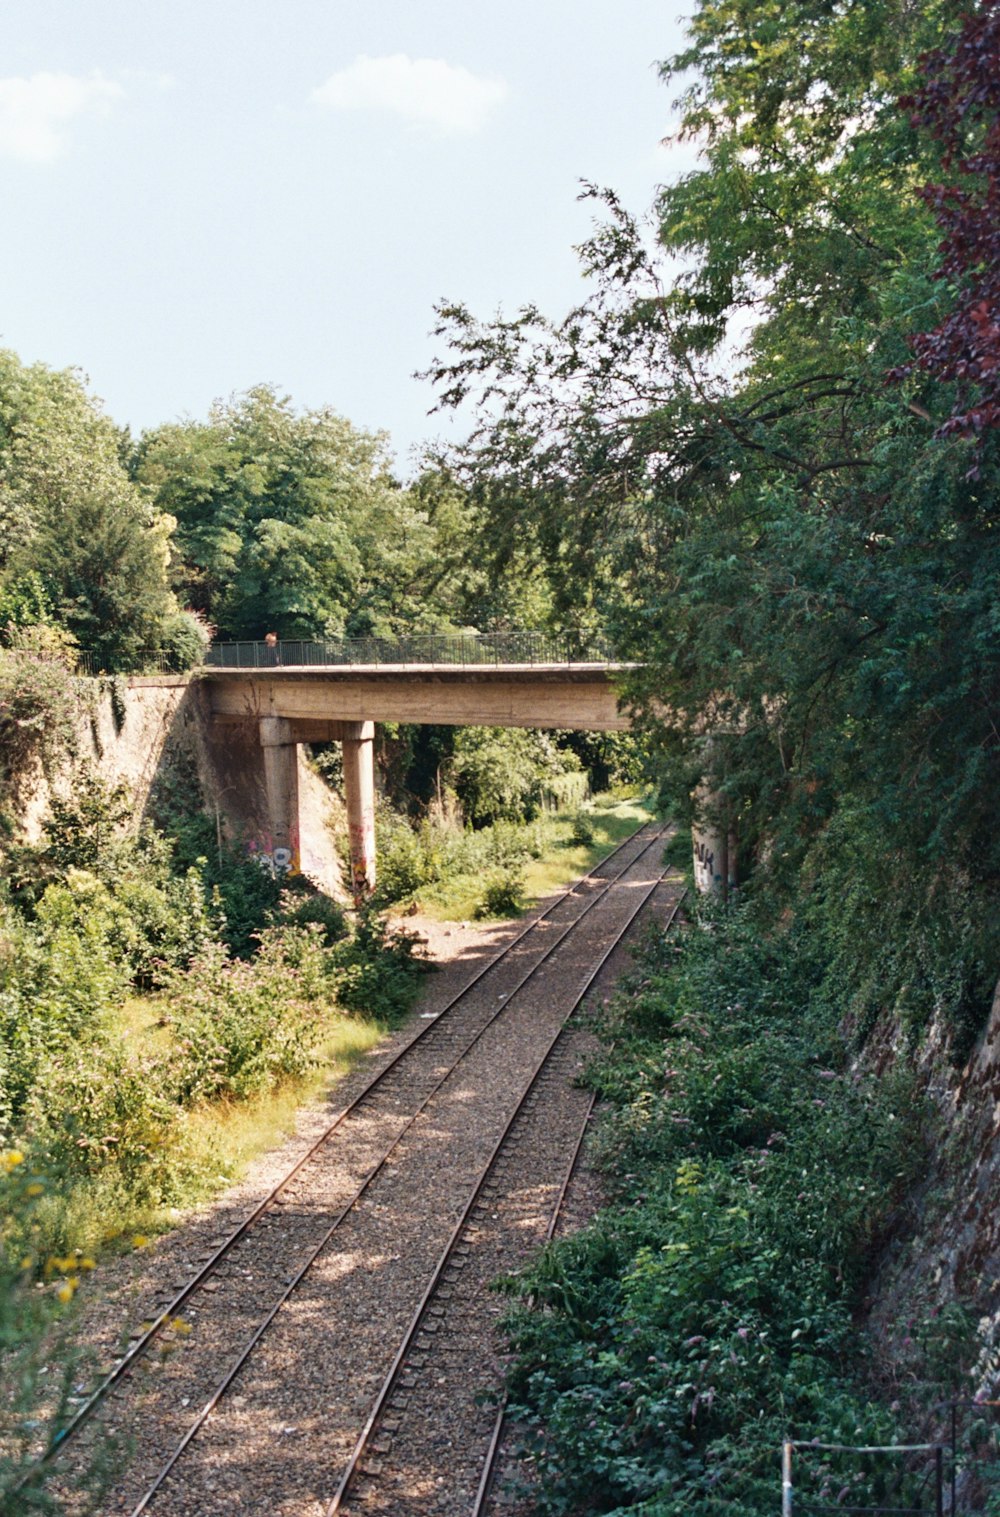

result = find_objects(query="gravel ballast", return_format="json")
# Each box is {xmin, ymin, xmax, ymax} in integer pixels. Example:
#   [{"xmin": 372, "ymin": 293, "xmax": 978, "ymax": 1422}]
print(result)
[{"xmin": 50, "ymin": 827, "xmax": 678, "ymax": 1516}]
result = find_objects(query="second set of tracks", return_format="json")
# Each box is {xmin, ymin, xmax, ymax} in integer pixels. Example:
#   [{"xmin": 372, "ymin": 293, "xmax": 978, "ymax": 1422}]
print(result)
[{"xmin": 50, "ymin": 821, "xmax": 685, "ymax": 1516}]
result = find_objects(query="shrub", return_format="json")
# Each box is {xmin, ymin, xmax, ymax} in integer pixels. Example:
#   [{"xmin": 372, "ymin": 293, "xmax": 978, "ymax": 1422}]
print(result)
[
  {"xmin": 569, "ymin": 809, "xmax": 597, "ymax": 846},
  {"xmin": 157, "ymin": 608, "xmax": 211, "ymax": 672},
  {"xmin": 0, "ymin": 649, "xmax": 80, "ymax": 803},
  {"xmin": 332, "ymin": 910, "xmax": 426, "ymax": 1023},
  {"xmin": 24, "ymin": 1044, "xmax": 180, "ymax": 1203},
  {"xmin": 474, "ymin": 868, "xmax": 525, "ymax": 919},
  {"xmin": 164, "ymin": 927, "xmax": 334, "ymax": 1105},
  {"xmin": 278, "ymin": 886, "xmax": 346, "ymax": 947},
  {"xmin": 499, "ymin": 900, "xmax": 929, "ymax": 1514},
  {"xmin": 372, "ymin": 803, "xmax": 432, "ymax": 905}
]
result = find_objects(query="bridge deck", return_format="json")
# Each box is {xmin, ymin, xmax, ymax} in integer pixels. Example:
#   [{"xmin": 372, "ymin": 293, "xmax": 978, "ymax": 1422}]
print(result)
[{"xmin": 201, "ymin": 661, "xmax": 631, "ymax": 731}]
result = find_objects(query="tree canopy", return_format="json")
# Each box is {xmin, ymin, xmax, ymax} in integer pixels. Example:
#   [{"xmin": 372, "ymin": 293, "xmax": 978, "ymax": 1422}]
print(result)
[
  {"xmin": 429, "ymin": 0, "xmax": 1000, "ymax": 1046},
  {"xmin": 135, "ymin": 387, "xmax": 495, "ymax": 642},
  {"xmin": 0, "ymin": 350, "xmax": 174, "ymax": 665}
]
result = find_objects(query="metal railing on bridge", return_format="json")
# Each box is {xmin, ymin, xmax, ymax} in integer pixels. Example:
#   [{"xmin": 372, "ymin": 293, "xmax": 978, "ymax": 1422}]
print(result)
[
  {"xmin": 72, "ymin": 631, "xmax": 617, "ymax": 678},
  {"xmin": 203, "ymin": 631, "xmax": 616, "ymax": 670}
]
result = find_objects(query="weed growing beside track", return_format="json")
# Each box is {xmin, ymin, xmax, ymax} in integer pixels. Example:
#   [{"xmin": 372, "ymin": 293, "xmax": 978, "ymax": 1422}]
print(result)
[
  {"xmin": 499, "ymin": 901, "xmax": 936, "ymax": 1515},
  {"xmin": 372, "ymin": 793, "xmax": 656, "ymax": 922},
  {"xmin": 0, "ymin": 773, "xmax": 424, "ymax": 1511}
]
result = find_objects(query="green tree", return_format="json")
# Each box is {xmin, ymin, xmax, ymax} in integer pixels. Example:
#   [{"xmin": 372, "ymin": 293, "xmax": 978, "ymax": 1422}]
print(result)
[
  {"xmin": 429, "ymin": 0, "xmax": 1000, "ymax": 1045},
  {"xmin": 0, "ymin": 350, "xmax": 175, "ymax": 666},
  {"xmin": 136, "ymin": 387, "xmax": 475, "ymax": 642}
]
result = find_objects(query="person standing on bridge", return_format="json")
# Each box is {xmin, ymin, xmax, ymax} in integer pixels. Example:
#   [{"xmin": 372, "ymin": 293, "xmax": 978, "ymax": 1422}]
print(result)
[{"xmin": 264, "ymin": 631, "xmax": 280, "ymax": 666}]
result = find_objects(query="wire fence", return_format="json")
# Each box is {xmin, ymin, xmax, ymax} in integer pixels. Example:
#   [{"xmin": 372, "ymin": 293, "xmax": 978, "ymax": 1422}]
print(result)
[{"xmin": 782, "ymin": 1402, "xmax": 1000, "ymax": 1515}]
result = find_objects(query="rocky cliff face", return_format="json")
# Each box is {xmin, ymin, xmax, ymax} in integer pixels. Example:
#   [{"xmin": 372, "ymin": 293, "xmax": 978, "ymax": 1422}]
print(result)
[{"xmin": 863, "ymin": 984, "xmax": 1000, "ymax": 1405}]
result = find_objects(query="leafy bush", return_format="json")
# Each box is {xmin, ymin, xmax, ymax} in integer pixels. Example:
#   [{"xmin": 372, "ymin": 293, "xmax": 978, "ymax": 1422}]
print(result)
[
  {"xmin": 164, "ymin": 926, "xmax": 334, "ymax": 1105},
  {"xmin": 0, "ymin": 650, "xmax": 80, "ymax": 803},
  {"xmin": 373, "ymin": 803, "xmax": 432, "ymax": 904},
  {"xmin": 499, "ymin": 900, "xmax": 929, "ymax": 1514},
  {"xmin": 333, "ymin": 909, "xmax": 426, "ymax": 1022},
  {"xmin": 10, "ymin": 778, "xmax": 215, "ymax": 987},
  {"xmin": 278, "ymin": 886, "xmax": 346, "ymax": 946},
  {"xmin": 25, "ymin": 1043, "xmax": 180, "ymax": 1203},
  {"xmin": 569, "ymin": 809, "xmax": 596, "ymax": 846},
  {"xmin": 157, "ymin": 608, "xmax": 211, "ymax": 672},
  {"xmin": 475, "ymin": 868, "xmax": 525, "ymax": 919}
]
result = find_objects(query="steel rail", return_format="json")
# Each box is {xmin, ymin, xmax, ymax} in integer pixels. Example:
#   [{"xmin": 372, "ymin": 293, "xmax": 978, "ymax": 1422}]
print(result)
[
  {"xmin": 471, "ymin": 1092, "xmax": 600, "ymax": 1517},
  {"xmin": 471, "ymin": 885, "xmax": 687, "ymax": 1517},
  {"xmin": 325, "ymin": 881, "xmax": 687, "ymax": 1516},
  {"xmin": 116, "ymin": 828, "xmax": 674, "ymax": 1514},
  {"xmin": 35, "ymin": 820, "xmax": 666, "ymax": 1476}
]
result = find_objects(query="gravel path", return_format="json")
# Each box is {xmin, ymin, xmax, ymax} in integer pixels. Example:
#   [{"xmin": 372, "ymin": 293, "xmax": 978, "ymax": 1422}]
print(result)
[{"xmin": 49, "ymin": 827, "xmax": 674, "ymax": 1516}]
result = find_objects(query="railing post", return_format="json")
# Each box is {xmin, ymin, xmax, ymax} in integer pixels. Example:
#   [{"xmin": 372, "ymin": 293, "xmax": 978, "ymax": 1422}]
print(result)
[
  {"xmin": 936, "ymin": 1445, "xmax": 944, "ymax": 1517},
  {"xmin": 782, "ymin": 1442, "xmax": 793, "ymax": 1517}
]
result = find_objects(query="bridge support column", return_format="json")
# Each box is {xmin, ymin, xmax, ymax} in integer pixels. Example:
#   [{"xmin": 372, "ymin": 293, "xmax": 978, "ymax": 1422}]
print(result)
[
  {"xmin": 342, "ymin": 721, "xmax": 376, "ymax": 899},
  {"xmin": 259, "ymin": 717, "xmax": 301, "ymax": 876},
  {"xmin": 691, "ymin": 745, "xmax": 737, "ymax": 898}
]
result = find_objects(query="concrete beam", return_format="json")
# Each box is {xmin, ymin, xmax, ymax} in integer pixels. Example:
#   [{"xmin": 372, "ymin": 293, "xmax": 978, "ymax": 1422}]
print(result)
[{"xmin": 204, "ymin": 665, "xmax": 630, "ymax": 731}]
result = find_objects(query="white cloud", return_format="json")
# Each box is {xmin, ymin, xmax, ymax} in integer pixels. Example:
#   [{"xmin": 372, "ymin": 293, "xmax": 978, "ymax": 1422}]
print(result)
[
  {"xmin": 311, "ymin": 54, "xmax": 507, "ymax": 135},
  {"xmin": 0, "ymin": 72, "xmax": 123, "ymax": 162}
]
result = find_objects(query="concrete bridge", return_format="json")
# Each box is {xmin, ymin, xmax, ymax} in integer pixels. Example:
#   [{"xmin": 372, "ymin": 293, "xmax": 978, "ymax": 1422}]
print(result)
[{"xmin": 197, "ymin": 636, "xmax": 632, "ymax": 895}]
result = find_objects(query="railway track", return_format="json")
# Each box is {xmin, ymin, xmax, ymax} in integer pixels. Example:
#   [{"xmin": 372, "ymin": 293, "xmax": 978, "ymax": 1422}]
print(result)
[
  {"xmin": 329, "ymin": 885, "xmax": 688, "ymax": 1517},
  {"xmin": 45, "ymin": 822, "xmax": 679, "ymax": 1515}
]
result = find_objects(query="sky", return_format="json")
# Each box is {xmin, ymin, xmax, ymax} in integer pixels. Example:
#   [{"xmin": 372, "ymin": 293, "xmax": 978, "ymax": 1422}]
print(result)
[{"xmin": 0, "ymin": 1, "xmax": 696, "ymax": 475}]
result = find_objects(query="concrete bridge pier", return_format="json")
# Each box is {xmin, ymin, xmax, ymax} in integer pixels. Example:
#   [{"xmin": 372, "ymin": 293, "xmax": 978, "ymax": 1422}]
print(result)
[
  {"xmin": 259, "ymin": 717, "xmax": 301, "ymax": 876},
  {"xmin": 258, "ymin": 715, "xmax": 375, "ymax": 898},
  {"xmin": 341, "ymin": 720, "xmax": 376, "ymax": 898},
  {"xmin": 691, "ymin": 760, "xmax": 738, "ymax": 899}
]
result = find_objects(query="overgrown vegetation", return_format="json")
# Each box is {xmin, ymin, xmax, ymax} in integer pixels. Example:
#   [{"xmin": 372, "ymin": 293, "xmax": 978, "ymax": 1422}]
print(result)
[
  {"xmin": 0, "ymin": 770, "xmax": 423, "ymax": 1250},
  {"xmin": 0, "ymin": 649, "xmax": 81, "ymax": 801},
  {"xmin": 0, "ymin": 761, "xmax": 423, "ymax": 1505},
  {"xmin": 500, "ymin": 903, "xmax": 940, "ymax": 1514},
  {"xmin": 428, "ymin": 0, "xmax": 1000, "ymax": 1062},
  {"xmin": 367, "ymin": 792, "xmax": 653, "ymax": 921},
  {"xmin": 411, "ymin": 0, "xmax": 1000, "ymax": 1503},
  {"xmin": 0, "ymin": 0, "xmax": 997, "ymax": 1506}
]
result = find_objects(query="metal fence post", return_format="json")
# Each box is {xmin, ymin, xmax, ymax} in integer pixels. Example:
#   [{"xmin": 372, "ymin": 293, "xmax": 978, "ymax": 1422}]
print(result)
[
  {"xmin": 782, "ymin": 1442, "xmax": 793, "ymax": 1517},
  {"xmin": 936, "ymin": 1445, "xmax": 944, "ymax": 1517}
]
